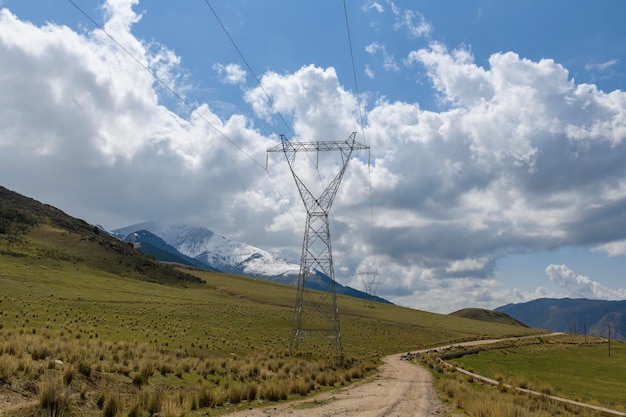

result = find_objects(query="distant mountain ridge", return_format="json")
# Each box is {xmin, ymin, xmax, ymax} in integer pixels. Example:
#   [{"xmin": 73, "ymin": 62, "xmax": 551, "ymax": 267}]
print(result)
[
  {"xmin": 113, "ymin": 222, "xmax": 390, "ymax": 304},
  {"xmin": 496, "ymin": 298, "xmax": 626, "ymax": 341}
]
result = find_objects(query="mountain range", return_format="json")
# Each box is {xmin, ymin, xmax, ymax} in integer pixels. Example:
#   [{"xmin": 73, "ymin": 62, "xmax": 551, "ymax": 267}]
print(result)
[
  {"xmin": 112, "ymin": 222, "xmax": 390, "ymax": 304},
  {"xmin": 496, "ymin": 298, "xmax": 626, "ymax": 341}
]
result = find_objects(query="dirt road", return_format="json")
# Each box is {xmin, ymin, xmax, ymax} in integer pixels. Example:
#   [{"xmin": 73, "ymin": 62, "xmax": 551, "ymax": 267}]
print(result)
[
  {"xmin": 225, "ymin": 334, "xmax": 564, "ymax": 417},
  {"xmin": 224, "ymin": 353, "xmax": 451, "ymax": 417}
]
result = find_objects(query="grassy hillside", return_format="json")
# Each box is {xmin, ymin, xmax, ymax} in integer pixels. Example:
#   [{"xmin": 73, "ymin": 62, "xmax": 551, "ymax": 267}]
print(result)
[
  {"xmin": 0, "ymin": 186, "xmax": 545, "ymax": 416},
  {"xmin": 0, "ymin": 186, "xmax": 202, "ymax": 287},
  {"xmin": 450, "ymin": 308, "xmax": 528, "ymax": 327}
]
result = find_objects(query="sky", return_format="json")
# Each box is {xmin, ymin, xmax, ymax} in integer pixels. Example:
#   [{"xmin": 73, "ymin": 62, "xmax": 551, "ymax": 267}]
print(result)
[{"xmin": 2, "ymin": 0, "xmax": 626, "ymax": 314}]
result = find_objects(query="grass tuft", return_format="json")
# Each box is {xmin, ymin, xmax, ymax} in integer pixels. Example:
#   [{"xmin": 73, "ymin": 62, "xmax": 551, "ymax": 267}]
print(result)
[
  {"xmin": 38, "ymin": 374, "xmax": 71, "ymax": 417},
  {"xmin": 0, "ymin": 355, "xmax": 18, "ymax": 383}
]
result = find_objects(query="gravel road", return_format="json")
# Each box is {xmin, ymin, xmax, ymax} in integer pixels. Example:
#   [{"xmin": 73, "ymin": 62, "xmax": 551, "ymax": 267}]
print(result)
[{"xmin": 224, "ymin": 353, "xmax": 452, "ymax": 417}]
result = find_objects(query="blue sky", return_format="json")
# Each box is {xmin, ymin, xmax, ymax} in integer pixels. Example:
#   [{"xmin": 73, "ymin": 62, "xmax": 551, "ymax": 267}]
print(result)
[{"xmin": 2, "ymin": 0, "xmax": 626, "ymax": 313}]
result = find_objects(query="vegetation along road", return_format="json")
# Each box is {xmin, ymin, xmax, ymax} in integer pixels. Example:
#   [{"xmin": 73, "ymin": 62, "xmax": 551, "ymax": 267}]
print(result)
[
  {"xmin": 224, "ymin": 352, "xmax": 446, "ymax": 417},
  {"xmin": 226, "ymin": 333, "xmax": 625, "ymax": 417}
]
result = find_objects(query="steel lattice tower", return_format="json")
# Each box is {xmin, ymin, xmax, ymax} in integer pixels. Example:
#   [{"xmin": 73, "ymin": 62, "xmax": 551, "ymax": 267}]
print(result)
[
  {"xmin": 358, "ymin": 271, "xmax": 379, "ymax": 307},
  {"xmin": 268, "ymin": 132, "xmax": 369, "ymax": 356}
]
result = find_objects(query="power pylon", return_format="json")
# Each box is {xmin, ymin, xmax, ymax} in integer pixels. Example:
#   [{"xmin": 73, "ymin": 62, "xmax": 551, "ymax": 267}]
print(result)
[
  {"xmin": 267, "ymin": 132, "xmax": 369, "ymax": 357},
  {"xmin": 358, "ymin": 270, "xmax": 379, "ymax": 307}
]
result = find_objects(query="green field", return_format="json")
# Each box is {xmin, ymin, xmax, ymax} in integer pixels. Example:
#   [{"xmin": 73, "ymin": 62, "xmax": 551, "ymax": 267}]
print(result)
[{"xmin": 449, "ymin": 336, "xmax": 626, "ymax": 411}]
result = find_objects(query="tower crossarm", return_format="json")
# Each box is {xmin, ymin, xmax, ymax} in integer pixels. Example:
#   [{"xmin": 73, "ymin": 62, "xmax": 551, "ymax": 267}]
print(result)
[
  {"xmin": 267, "ymin": 133, "xmax": 369, "ymax": 154},
  {"xmin": 267, "ymin": 132, "xmax": 369, "ymax": 214}
]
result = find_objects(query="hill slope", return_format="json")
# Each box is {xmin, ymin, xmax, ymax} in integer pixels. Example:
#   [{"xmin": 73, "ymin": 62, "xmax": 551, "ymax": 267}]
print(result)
[
  {"xmin": 449, "ymin": 308, "xmax": 528, "ymax": 327},
  {"xmin": 0, "ymin": 185, "xmax": 203, "ymax": 286}
]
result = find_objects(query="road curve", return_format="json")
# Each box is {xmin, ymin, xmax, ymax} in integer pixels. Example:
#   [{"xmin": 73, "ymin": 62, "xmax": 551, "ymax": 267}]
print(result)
[
  {"xmin": 224, "ymin": 334, "xmax": 566, "ymax": 417},
  {"xmin": 223, "ymin": 353, "xmax": 444, "ymax": 417}
]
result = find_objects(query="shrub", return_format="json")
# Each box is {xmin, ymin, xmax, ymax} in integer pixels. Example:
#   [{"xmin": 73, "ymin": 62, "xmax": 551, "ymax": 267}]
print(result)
[
  {"xmin": 349, "ymin": 365, "xmax": 364, "ymax": 379},
  {"xmin": 127, "ymin": 398, "xmax": 144, "ymax": 417},
  {"xmin": 147, "ymin": 386, "xmax": 165, "ymax": 415},
  {"xmin": 96, "ymin": 387, "xmax": 107, "ymax": 409},
  {"xmin": 0, "ymin": 355, "xmax": 18, "ymax": 383},
  {"xmin": 240, "ymin": 381, "xmax": 258, "ymax": 401},
  {"xmin": 196, "ymin": 384, "xmax": 212, "ymax": 409},
  {"xmin": 316, "ymin": 371, "xmax": 337, "ymax": 386},
  {"xmin": 30, "ymin": 344, "xmax": 51, "ymax": 361},
  {"xmin": 211, "ymin": 387, "xmax": 227, "ymax": 407},
  {"xmin": 161, "ymin": 397, "xmax": 182, "ymax": 417},
  {"xmin": 62, "ymin": 365, "xmax": 75, "ymax": 386},
  {"xmin": 227, "ymin": 383, "xmax": 243, "ymax": 404},
  {"xmin": 133, "ymin": 360, "xmax": 154, "ymax": 387},
  {"xmin": 259, "ymin": 381, "xmax": 288, "ymax": 401},
  {"xmin": 102, "ymin": 392, "xmax": 123, "ymax": 417},
  {"xmin": 39, "ymin": 375, "xmax": 71, "ymax": 417},
  {"xmin": 158, "ymin": 360, "xmax": 173, "ymax": 376},
  {"xmin": 77, "ymin": 360, "xmax": 92, "ymax": 379},
  {"xmin": 289, "ymin": 378, "xmax": 310, "ymax": 396}
]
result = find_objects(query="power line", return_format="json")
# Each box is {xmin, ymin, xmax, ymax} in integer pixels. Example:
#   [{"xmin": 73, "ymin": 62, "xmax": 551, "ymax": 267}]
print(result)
[
  {"xmin": 202, "ymin": 0, "xmax": 296, "ymax": 140},
  {"xmin": 200, "ymin": 1, "xmax": 328, "ymax": 239},
  {"xmin": 66, "ymin": 0, "xmax": 306, "ymax": 236},
  {"xmin": 66, "ymin": 0, "xmax": 266, "ymax": 172},
  {"xmin": 70, "ymin": 0, "xmax": 373, "ymax": 283},
  {"xmin": 343, "ymin": 0, "xmax": 378, "ymax": 270},
  {"xmin": 202, "ymin": 1, "xmax": 330, "ymax": 186}
]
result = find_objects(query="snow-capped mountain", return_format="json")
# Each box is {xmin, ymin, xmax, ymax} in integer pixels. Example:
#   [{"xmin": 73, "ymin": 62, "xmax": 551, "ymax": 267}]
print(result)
[
  {"xmin": 113, "ymin": 222, "xmax": 300, "ymax": 282},
  {"xmin": 112, "ymin": 222, "xmax": 390, "ymax": 303},
  {"xmin": 122, "ymin": 229, "xmax": 215, "ymax": 271}
]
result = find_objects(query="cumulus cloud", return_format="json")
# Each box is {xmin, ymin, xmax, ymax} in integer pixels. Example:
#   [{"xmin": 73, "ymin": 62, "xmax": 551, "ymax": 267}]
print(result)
[
  {"xmin": 244, "ymin": 65, "xmax": 360, "ymax": 141},
  {"xmin": 0, "ymin": 4, "xmax": 273, "ymax": 234},
  {"xmin": 545, "ymin": 265, "xmax": 626, "ymax": 299},
  {"xmin": 2, "ymin": 1, "xmax": 626, "ymax": 314}
]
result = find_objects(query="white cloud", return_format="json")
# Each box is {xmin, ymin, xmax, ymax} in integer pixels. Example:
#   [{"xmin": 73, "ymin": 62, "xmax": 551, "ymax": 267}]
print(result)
[
  {"xmin": 545, "ymin": 264, "xmax": 626, "ymax": 299},
  {"xmin": 3, "ymin": 1, "xmax": 626, "ymax": 314},
  {"xmin": 365, "ymin": 41, "xmax": 382, "ymax": 55},
  {"xmin": 585, "ymin": 59, "xmax": 618, "ymax": 72},
  {"xmin": 244, "ymin": 64, "xmax": 360, "ymax": 141},
  {"xmin": 365, "ymin": 41, "xmax": 400, "ymax": 72},
  {"xmin": 213, "ymin": 63, "xmax": 246, "ymax": 85},
  {"xmin": 362, "ymin": 1, "xmax": 384, "ymax": 14},
  {"xmin": 593, "ymin": 240, "xmax": 626, "ymax": 257},
  {"xmin": 0, "ymin": 3, "xmax": 273, "ymax": 233},
  {"xmin": 388, "ymin": 1, "xmax": 432, "ymax": 39}
]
